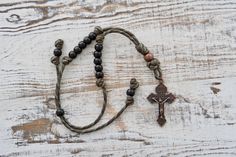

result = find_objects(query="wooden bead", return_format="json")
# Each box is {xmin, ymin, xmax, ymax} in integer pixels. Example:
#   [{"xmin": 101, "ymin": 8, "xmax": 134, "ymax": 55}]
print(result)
[
  {"xmin": 95, "ymin": 65, "xmax": 103, "ymax": 72},
  {"xmin": 83, "ymin": 36, "xmax": 91, "ymax": 44},
  {"xmin": 93, "ymin": 51, "xmax": 102, "ymax": 58},
  {"xmin": 95, "ymin": 44, "xmax": 103, "ymax": 52},
  {"xmin": 56, "ymin": 109, "xmax": 64, "ymax": 117},
  {"xmin": 74, "ymin": 46, "xmax": 82, "ymax": 54},
  {"xmin": 78, "ymin": 41, "xmax": 86, "ymax": 49},
  {"xmin": 94, "ymin": 58, "xmax": 102, "ymax": 65},
  {"xmin": 95, "ymin": 72, "xmax": 104, "ymax": 79},
  {"xmin": 54, "ymin": 48, "xmax": 62, "ymax": 56},
  {"xmin": 88, "ymin": 32, "xmax": 97, "ymax": 40},
  {"xmin": 144, "ymin": 52, "xmax": 154, "ymax": 62},
  {"xmin": 126, "ymin": 89, "xmax": 135, "ymax": 96},
  {"xmin": 69, "ymin": 51, "xmax": 77, "ymax": 59}
]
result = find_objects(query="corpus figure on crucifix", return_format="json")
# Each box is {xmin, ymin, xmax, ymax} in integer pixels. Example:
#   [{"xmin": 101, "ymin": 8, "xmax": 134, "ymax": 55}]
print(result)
[{"xmin": 147, "ymin": 83, "xmax": 175, "ymax": 126}]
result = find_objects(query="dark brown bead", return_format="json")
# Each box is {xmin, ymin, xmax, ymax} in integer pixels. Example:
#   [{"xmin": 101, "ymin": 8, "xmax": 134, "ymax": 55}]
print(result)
[
  {"xmin": 126, "ymin": 89, "xmax": 135, "ymax": 96},
  {"xmin": 88, "ymin": 32, "xmax": 97, "ymax": 40},
  {"xmin": 95, "ymin": 72, "xmax": 104, "ymax": 78},
  {"xmin": 95, "ymin": 65, "xmax": 103, "ymax": 72},
  {"xmin": 54, "ymin": 48, "xmax": 62, "ymax": 56},
  {"xmin": 78, "ymin": 41, "xmax": 86, "ymax": 49},
  {"xmin": 94, "ymin": 58, "xmax": 102, "ymax": 65},
  {"xmin": 95, "ymin": 43, "xmax": 103, "ymax": 52},
  {"xmin": 74, "ymin": 46, "xmax": 82, "ymax": 54},
  {"xmin": 56, "ymin": 109, "xmax": 64, "ymax": 117},
  {"xmin": 83, "ymin": 36, "xmax": 91, "ymax": 44},
  {"xmin": 69, "ymin": 51, "xmax": 77, "ymax": 59},
  {"xmin": 93, "ymin": 51, "xmax": 102, "ymax": 58}
]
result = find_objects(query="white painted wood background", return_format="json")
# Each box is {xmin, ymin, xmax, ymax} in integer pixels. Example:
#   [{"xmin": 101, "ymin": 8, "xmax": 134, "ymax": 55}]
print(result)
[{"xmin": 0, "ymin": 0, "xmax": 236, "ymax": 156}]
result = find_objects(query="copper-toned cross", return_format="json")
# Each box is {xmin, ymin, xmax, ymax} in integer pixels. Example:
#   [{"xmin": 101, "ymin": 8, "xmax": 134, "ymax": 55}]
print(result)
[{"xmin": 147, "ymin": 83, "xmax": 175, "ymax": 126}]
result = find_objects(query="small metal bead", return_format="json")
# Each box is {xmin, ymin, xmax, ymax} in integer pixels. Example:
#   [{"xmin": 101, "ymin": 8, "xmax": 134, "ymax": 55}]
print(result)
[
  {"xmin": 56, "ymin": 109, "xmax": 64, "ymax": 117},
  {"xmin": 126, "ymin": 89, "xmax": 135, "ymax": 96},
  {"xmin": 69, "ymin": 51, "xmax": 77, "ymax": 59},
  {"xmin": 95, "ymin": 43, "xmax": 103, "ymax": 52},
  {"xmin": 54, "ymin": 48, "xmax": 62, "ymax": 56},
  {"xmin": 95, "ymin": 72, "xmax": 104, "ymax": 79},
  {"xmin": 144, "ymin": 52, "xmax": 154, "ymax": 62},
  {"xmin": 78, "ymin": 41, "xmax": 86, "ymax": 49},
  {"xmin": 95, "ymin": 65, "xmax": 103, "ymax": 72},
  {"xmin": 74, "ymin": 46, "xmax": 82, "ymax": 54},
  {"xmin": 94, "ymin": 58, "xmax": 102, "ymax": 65},
  {"xmin": 93, "ymin": 51, "xmax": 102, "ymax": 58},
  {"xmin": 83, "ymin": 36, "xmax": 91, "ymax": 44},
  {"xmin": 88, "ymin": 32, "xmax": 97, "ymax": 40}
]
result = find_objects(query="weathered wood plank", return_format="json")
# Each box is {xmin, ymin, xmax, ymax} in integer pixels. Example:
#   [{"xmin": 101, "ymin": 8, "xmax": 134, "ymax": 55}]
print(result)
[{"xmin": 0, "ymin": 0, "xmax": 236, "ymax": 156}]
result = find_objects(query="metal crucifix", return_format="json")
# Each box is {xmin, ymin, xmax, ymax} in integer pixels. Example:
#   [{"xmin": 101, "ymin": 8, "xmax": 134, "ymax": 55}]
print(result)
[{"xmin": 147, "ymin": 83, "xmax": 175, "ymax": 126}]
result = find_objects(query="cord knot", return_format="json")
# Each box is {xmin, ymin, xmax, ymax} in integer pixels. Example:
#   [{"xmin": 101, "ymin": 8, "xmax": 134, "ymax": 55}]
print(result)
[
  {"xmin": 94, "ymin": 26, "xmax": 103, "ymax": 35},
  {"xmin": 147, "ymin": 58, "xmax": 160, "ymax": 70},
  {"xmin": 62, "ymin": 56, "xmax": 72, "ymax": 65},
  {"xmin": 51, "ymin": 56, "xmax": 60, "ymax": 65},
  {"xmin": 135, "ymin": 43, "xmax": 149, "ymax": 55},
  {"xmin": 130, "ymin": 78, "xmax": 139, "ymax": 90},
  {"xmin": 54, "ymin": 39, "xmax": 63, "ymax": 49},
  {"xmin": 96, "ymin": 34, "xmax": 105, "ymax": 43},
  {"xmin": 96, "ymin": 78, "xmax": 105, "ymax": 88},
  {"xmin": 126, "ymin": 96, "xmax": 134, "ymax": 106}
]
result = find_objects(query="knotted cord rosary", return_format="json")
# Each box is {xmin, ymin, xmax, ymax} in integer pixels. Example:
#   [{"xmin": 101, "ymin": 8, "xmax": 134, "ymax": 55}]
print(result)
[{"xmin": 51, "ymin": 26, "xmax": 176, "ymax": 134}]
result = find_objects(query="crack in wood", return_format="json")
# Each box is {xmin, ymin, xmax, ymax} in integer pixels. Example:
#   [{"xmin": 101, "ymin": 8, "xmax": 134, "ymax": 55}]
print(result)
[{"xmin": 210, "ymin": 86, "xmax": 221, "ymax": 95}]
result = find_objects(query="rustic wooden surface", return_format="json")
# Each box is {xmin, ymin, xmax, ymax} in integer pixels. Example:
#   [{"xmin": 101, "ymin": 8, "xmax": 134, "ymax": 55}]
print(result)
[{"xmin": 1, "ymin": 0, "xmax": 236, "ymax": 156}]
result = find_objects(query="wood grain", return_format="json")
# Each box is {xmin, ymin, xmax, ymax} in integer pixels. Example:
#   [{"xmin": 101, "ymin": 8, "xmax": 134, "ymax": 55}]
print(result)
[{"xmin": 0, "ymin": 0, "xmax": 236, "ymax": 156}]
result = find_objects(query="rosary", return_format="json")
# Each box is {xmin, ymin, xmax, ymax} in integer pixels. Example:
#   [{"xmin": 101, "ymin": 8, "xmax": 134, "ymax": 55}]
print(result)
[{"xmin": 51, "ymin": 26, "xmax": 176, "ymax": 134}]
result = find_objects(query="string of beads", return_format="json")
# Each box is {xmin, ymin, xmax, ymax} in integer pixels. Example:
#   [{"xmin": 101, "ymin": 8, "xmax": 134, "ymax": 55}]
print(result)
[{"xmin": 51, "ymin": 26, "xmax": 162, "ymax": 134}]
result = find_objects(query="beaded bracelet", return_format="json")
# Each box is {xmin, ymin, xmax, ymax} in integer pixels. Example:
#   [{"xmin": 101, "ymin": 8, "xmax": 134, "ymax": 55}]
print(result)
[{"xmin": 51, "ymin": 26, "xmax": 175, "ymax": 134}]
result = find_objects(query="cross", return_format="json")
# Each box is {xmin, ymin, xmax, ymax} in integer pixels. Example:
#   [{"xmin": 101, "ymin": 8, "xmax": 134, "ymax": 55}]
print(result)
[{"xmin": 147, "ymin": 83, "xmax": 175, "ymax": 126}]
